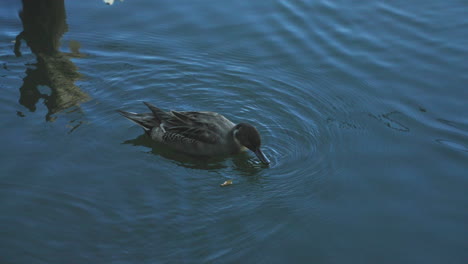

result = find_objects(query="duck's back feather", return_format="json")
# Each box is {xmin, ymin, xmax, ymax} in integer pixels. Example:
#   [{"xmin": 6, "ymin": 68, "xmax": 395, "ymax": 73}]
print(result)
[{"xmin": 161, "ymin": 111, "xmax": 228, "ymax": 145}]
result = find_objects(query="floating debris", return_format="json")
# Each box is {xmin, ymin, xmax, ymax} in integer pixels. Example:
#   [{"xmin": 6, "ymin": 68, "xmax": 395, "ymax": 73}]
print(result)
[{"xmin": 220, "ymin": 180, "xmax": 233, "ymax": 187}]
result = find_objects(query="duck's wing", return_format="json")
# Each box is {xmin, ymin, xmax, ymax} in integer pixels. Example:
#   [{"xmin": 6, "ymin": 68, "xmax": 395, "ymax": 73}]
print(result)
[
  {"xmin": 142, "ymin": 102, "xmax": 226, "ymax": 144},
  {"xmin": 163, "ymin": 111, "xmax": 224, "ymax": 144}
]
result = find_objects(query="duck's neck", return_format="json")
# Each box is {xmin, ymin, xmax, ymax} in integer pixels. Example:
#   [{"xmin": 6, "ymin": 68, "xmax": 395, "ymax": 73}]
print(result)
[{"xmin": 229, "ymin": 127, "xmax": 247, "ymax": 152}]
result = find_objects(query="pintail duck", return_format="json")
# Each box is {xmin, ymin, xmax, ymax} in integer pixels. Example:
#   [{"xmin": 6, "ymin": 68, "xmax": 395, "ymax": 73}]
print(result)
[{"xmin": 118, "ymin": 102, "xmax": 270, "ymax": 165}]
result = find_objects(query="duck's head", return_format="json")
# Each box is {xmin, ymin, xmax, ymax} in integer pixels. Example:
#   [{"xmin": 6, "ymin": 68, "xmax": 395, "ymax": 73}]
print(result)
[{"xmin": 233, "ymin": 123, "xmax": 270, "ymax": 165}]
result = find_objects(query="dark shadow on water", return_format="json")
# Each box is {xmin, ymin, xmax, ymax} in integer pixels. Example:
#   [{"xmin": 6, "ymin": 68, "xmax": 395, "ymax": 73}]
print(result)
[
  {"xmin": 123, "ymin": 134, "xmax": 264, "ymax": 175},
  {"xmin": 123, "ymin": 134, "xmax": 229, "ymax": 170},
  {"xmin": 14, "ymin": 0, "xmax": 89, "ymax": 122},
  {"xmin": 368, "ymin": 111, "xmax": 410, "ymax": 132}
]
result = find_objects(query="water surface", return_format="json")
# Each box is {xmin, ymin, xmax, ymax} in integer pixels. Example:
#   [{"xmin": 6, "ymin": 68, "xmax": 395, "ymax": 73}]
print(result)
[{"xmin": 1, "ymin": 0, "xmax": 467, "ymax": 263}]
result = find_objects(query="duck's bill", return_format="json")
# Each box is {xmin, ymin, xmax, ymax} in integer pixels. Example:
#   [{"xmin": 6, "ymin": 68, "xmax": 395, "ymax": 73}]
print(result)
[{"xmin": 254, "ymin": 149, "xmax": 270, "ymax": 165}]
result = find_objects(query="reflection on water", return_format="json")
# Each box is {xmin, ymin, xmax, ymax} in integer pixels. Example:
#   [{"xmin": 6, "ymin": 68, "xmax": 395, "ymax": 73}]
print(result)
[
  {"xmin": 123, "ymin": 133, "xmax": 264, "ymax": 175},
  {"xmin": 14, "ymin": 0, "xmax": 88, "ymax": 121},
  {"xmin": 123, "ymin": 134, "xmax": 229, "ymax": 170}
]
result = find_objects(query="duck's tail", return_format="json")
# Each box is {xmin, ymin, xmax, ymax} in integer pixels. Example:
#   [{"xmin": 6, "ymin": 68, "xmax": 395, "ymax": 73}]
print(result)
[
  {"xmin": 143, "ymin": 102, "xmax": 171, "ymax": 123},
  {"xmin": 117, "ymin": 110, "xmax": 159, "ymax": 132}
]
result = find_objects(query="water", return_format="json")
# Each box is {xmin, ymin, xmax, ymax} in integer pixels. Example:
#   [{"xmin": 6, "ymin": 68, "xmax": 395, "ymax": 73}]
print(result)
[{"xmin": 1, "ymin": 0, "xmax": 467, "ymax": 263}]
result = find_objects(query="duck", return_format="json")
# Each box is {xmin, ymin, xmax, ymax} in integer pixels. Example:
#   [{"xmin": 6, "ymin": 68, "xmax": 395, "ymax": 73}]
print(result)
[{"xmin": 118, "ymin": 102, "xmax": 270, "ymax": 165}]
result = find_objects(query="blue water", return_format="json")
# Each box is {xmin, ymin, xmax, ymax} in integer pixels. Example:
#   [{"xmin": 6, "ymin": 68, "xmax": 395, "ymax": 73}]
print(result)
[{"xmin": 1, "ymin": 0, "xmax": 467, "ymax": 263}]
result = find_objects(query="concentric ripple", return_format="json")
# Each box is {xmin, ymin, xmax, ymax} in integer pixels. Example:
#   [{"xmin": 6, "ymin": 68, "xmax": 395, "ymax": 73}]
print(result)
[{"xmin": 2, "ymin": 0, "xmax": 467, "ymax": 262}]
